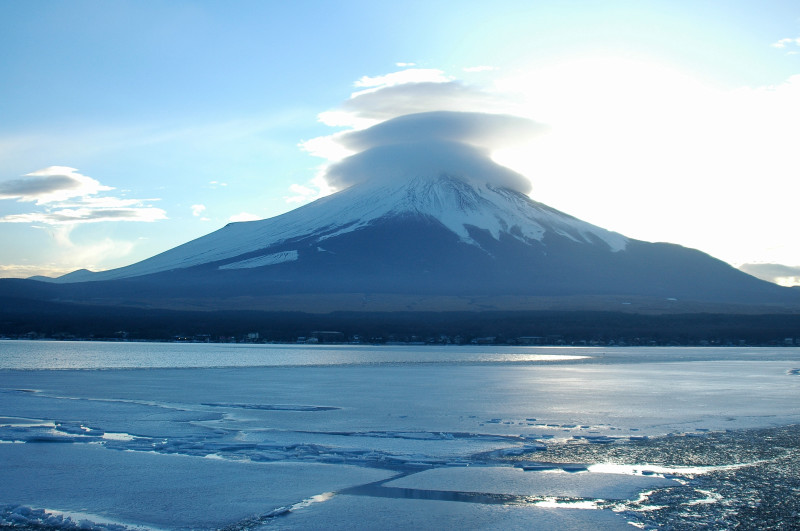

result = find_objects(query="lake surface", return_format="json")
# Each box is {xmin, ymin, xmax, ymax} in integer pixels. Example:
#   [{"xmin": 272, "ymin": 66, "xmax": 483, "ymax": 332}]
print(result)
[
  {"xmin": 0, "ymin": 340, "xmax": 595, "ymax": 369},
  {"xmin": 1, "ymin": 341, "xmax": 799, "ymax": 529},
  {"xmin": 3, "ymin": 339, "xmax": 799, "ymax": 370}
]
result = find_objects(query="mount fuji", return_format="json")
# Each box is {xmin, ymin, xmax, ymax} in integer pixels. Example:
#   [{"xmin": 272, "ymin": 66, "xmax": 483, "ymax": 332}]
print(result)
[
  {"xmin": 23, "ymin": 155, "xmax": 797, "ymax": 313},
  {"xmin": 57, "ymin": 169, "xmax": 629, "ymax": 287},
  {"xmin": 6, "ymin": 109, "xmax": 800, "ymax": 316}
]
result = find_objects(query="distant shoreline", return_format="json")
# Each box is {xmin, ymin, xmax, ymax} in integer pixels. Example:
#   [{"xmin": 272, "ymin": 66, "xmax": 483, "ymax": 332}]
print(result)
[
  {"xmin": 2, "ymin": 306, "xmax": 800, "ymax": 347},
  {"xmin": 3, "ymin": 335, "xmax": 800, "ymax": 348}
]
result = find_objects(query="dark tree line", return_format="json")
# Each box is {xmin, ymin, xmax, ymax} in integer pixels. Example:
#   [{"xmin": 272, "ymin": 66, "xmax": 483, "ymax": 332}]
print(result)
[{"xmin": 2, "ymin": 296, "xmax": 799, "ymax": 345}]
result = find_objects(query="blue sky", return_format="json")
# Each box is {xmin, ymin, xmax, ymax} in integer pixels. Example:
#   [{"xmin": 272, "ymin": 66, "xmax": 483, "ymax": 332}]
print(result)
[{"xmin": 1, "ymin": 0, "xmax": 799, "ymax": 285}]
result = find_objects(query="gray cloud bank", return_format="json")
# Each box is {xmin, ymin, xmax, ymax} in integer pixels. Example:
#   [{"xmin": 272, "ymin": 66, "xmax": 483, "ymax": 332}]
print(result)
[
  {"xmin": 0, "ymin": 167, "xmax": 165, "ymax": 225},
  {"xmin": 0, "ymin": 167, "xmax": 111, "ymax": 204},
  {"xmin": 0, "ymin": 174, "xmax": 80, "ymax": 200}
]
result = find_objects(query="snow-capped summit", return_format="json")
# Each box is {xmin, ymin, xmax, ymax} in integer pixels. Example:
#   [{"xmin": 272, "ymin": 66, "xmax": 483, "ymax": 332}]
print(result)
[{"xmin": 63, "ymin": 169, "xmax": 625, "ymax": 283}]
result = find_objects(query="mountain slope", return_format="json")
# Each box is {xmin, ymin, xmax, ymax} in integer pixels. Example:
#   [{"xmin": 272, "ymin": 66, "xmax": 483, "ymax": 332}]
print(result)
[
  {"xmin": 52, "ymin": 173, "xmax": 627, "ymax": 282},
  {"xmin": 21, "ymin": 170, "xmax": 795, "ymax": 313}
]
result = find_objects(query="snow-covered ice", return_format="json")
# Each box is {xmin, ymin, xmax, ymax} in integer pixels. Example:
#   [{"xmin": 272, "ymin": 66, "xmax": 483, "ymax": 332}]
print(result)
[
  {"xmin": 1, "ymin": 343, "xmax": 798, "ymax": 529},
  {"xmin": 1, "ymin": 443, "xmax": 392, "ymax": 529}
]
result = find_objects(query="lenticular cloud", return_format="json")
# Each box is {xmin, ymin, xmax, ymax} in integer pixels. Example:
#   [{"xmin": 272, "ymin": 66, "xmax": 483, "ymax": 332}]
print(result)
[
  {"xmin": 312, "ymin": 93, "xmax": 545, "ymax": 197},
  {"xmin": 338, "ymin": 111, "xmax": 544, "ymax": 153},
  {"xmin": 302, "ymin": 74, "xmax": 549, "ymax": 198},
  {"xmin": 324, "ymin": 110, "xmax": 546, "ymax": 194},
  {"xmin": 326, "ymin": 139, "xmax": 534, "ymax": 194},
  {"xmin": 328, "ymin": 80, "xmax": 496, "ymax": 125}
]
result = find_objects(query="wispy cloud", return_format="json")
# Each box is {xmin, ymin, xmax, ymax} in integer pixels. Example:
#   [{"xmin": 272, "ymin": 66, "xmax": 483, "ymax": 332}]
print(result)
[
  {"xmin": 772, "ymin": 36, "xmax": 800, "ymax": 55},
  {"xmin": 284, "ymin": 182, "xmax": 324, "ymax": 204},
  {"xmin": 1, "ymin": 208, "xmax": 166, "ymax": 224},
  {"xmin": 191, "ymin": 204, "xmax": 210, "ymax": 221},
  {"xmin": 353, "ymin": 68, "xmax": 451, "ymax": 93},
  {"xmin": 0, "ymin": 167, "xmax": 166, "ymax": 225},
  {"xmin": 771, "ymin": 36, "xmax": 800, "ymax": 49}
]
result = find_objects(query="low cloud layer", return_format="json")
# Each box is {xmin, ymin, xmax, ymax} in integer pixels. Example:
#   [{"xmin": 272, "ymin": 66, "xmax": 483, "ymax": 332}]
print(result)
[
  {"xmin": 0, "ymin": 166, "xmax": 166, "ymax": 225},
  {"xmin": 739, "ymin": 263, "xmax": 800, "ymax": 287},
  {"xmin": 3, "ymin": 208, "xmax": 165, "ymax": 224}
]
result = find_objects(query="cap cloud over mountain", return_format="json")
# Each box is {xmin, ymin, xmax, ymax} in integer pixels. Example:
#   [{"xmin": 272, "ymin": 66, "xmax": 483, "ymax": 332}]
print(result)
[{"xmin": 323, "ymin": 111, "xmax": 547, "ymax": 194}]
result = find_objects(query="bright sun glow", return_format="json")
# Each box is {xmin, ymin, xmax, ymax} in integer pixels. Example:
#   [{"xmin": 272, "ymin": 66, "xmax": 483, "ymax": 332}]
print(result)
[{"xmin": 491, "ymin": 56, "xmax": 800, "ymax": 267}]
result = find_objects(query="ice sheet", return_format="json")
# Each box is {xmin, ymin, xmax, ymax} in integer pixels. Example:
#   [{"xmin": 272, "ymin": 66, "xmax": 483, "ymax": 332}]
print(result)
[
  {"xmin": 0, "ymin": 443, "xmax": 392, "ymax": 529},
  {"xmin": 1, "ymin": 344, "xmax": 798, "ymax": 528}
]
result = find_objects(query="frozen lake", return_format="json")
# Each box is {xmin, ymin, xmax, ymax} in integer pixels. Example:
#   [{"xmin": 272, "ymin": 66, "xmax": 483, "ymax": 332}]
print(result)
[{"xmin": 1, "ymin": 341, "xmax": 799, "ymax": 529}]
